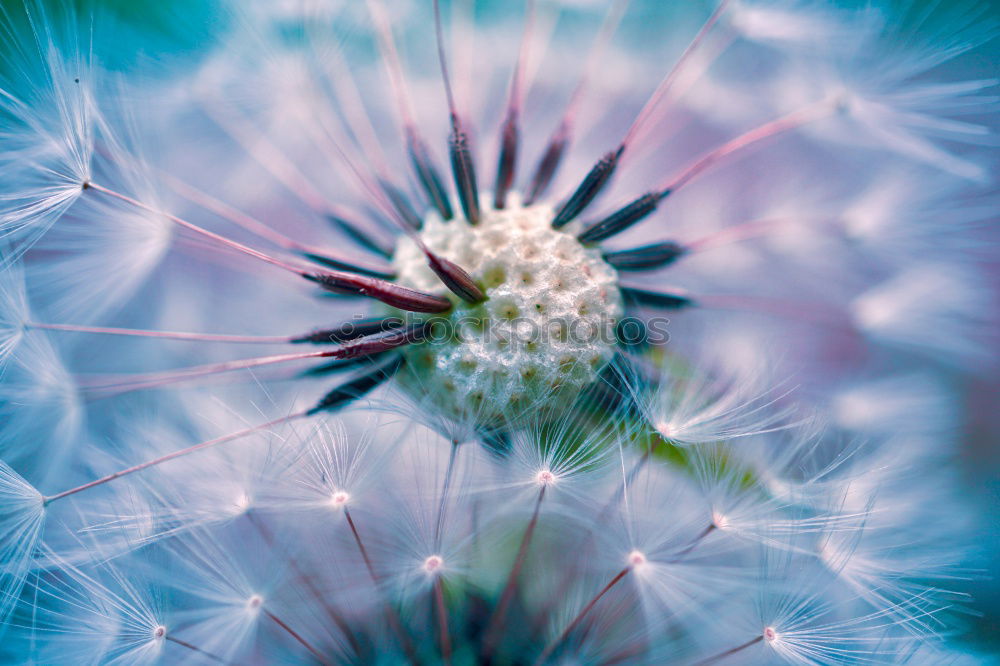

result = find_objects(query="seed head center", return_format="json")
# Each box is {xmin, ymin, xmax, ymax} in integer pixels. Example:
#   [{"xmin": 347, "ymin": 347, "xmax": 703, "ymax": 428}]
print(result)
[
  {"xmin": 391, "ymin": 194, "xmax": 624, "ymax": 425},
  {"xmin": 423, "ymin": 554, "xmax": 444, "ymax": 573}
]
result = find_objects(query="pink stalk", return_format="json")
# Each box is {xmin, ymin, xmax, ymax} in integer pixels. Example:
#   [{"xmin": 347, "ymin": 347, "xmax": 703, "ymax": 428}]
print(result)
[
  {"xmin": 696, "ymin": 293, "xmax": 852, "ymax": 328},
  {"xmin": 670, "ymin": 523, "xmax": 716, "ymax": 560},
  {"xmin": 164, "ymin": 635, "xmax": 226, "ymax": 663},
  {"xmin": 248, "ymin": 514, "xmax": 361, "ymax": 657},
  {"xmin": 83, "ymin": 181, "xmax": 307, "ymax": 275},
  {"xmin": 685, "ymin": 217, "xmax": 800, "ymax": 253},
  {"xmin": 27, "ymin": 322, "xmax": 293, "ymax": 344},
  {"xmin": 560, "ymin": 0, "xmax": 631, "ymax": 130},
  {"xmin": 201, "ymin": 103, "xmax": 341, "ymax": 216},
  {"xmin": 434, "ymin": 442, "xmax": 461, "ymax": 545},
  {"xmin": 434, "ymin": 577, "xmax": 452, "ymax": 665},
  {"xmin": 79, "ymin": 350, "xmax": 335, "ymax": 395},
  {"xmin": 342, "ymin": 508, "xmax": 419, "ymax": 663},
  {"xmin": 294, "ymin": 101, "xmax": 410, "ymax": 232},
  {"xmin": 480, "ymin": 485, "xmax": 547, "ymax": 659},
  {"xmin": 164, "ymin": 175, "xmax": 391, "ymax": 275},
  {"xmin": 318, "ymin": 43, "xmax": 392, "ymax": 177},
  {"xmin": 525, "ymin": 0, "xmax": 630, "ymax": 204},
  {"xmin": 264, "ymin": 609, "xmax": 333, "ymax": 666},
  {"xmin": 534, "ymin": 566, "xmax": 633, "ymax": 665},
  {"xmin": 492, "ymin": 0, "xmax": 535, "ymax": 210},
  {"xmin": 367, "ymin": 0, "xmax": 418, "ymax": 129},
  {"xmin": 660, "ymin": 100, "xmax": 835, "ymax": 194},
  {"xmin": 527, "ymin": 451, "xmax": 653, "ymax": 638},
  {"xmin": 163, "ymin": 174, "xmax": 312, "ymax": 253},
  {"xmin": 622, "ymin": 0, "xmax": 732, "ymax": 148},
  {"xmin": 692, "ymin": 635, "xmax": 765, "ymax": 666},
  {"xmin": 43, "ymin": 412, "xmax": 306, "ymax": 505}
]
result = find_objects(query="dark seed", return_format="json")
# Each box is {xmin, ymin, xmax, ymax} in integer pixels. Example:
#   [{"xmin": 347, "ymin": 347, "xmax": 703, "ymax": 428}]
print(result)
[
  {"xmin": 450, "ymin": 117, "xmax": 481, "ymax": 225},
  {"xmin": 525, "ymin": 131, "xmax": 567, "ymax": 205},
  {"xmin": 425, "ymin": 250, "xmax": 486, "ymax": 304},
  {"xmin": 407, "ymin": 128, "xmax": 454, "ymax": 220},
  {"xmin": 305, "ymin": 272, "xmax": 452, "ymax": 313},
  {"xmin": 551, "ymin": 146, "xmax": 623, "ymax": 229},
  {"xmin": 307, "ymin": 355, "xmax": 405, "ymax": 415},
  {"xmin": 302, "ymin": 353, "xmax": 388, "ymax": 377},
  {"xmin": 291, "ymin": 317, "xmax": 405, "ymax": 344},
  {"xmin": 325, "ymin": 213, "xmax": 394, "ymax": 259},
  {"xmin": 333, "ymin": 322, "xmax": 433, "ymax": 360},
  {"xmin": 620, "ymin": 285, "xmax": 695, "ymax": 310},
  {"xmin": 493, "ymin": 113, "xmax": 519, "ymax": 210},
  {"xmin": 578, "ymin": 191, "xmax": 666, "ymax": 244},
  {"xmin": 302, "ymin": 252, "xmax": 394, "ymax": 279},
  {"xmin": 603, "ymin": 241, "xmax": 687, "ymax": 270},
  {"xmin": 379, "ymin": 178, "xmax": 423, "ymax": 230}
]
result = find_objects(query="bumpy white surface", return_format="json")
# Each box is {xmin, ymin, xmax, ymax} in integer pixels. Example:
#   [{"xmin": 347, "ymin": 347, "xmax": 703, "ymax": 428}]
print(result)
[{"xmin": 391, "ymin": 194, "xmax": 624, "ymax": 425}]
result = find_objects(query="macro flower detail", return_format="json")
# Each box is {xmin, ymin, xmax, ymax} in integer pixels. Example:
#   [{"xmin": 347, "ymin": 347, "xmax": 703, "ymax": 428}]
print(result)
[
  {"xmin": 0, "ymin": 0, "xmax": 997, "ymax": 664},
  {"xmin": 391, "ymin": 195, "xmax": 624, "ymax": 424}
]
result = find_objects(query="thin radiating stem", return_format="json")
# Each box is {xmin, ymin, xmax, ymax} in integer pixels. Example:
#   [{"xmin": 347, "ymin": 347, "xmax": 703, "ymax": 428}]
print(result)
[
  {"xmin": 201, "ymin": 102, "xmax": 343, "ymax": 216},
  {"xmin": 480, "ymin": 485, "xmax": 547, "ymax": 660},
  {"xmin": 685, "ymin": 217, "xmax": 802, "ymax": 253},
  {"xmin": 527, "ymin": 450, "xmax": 652, "ymax": 639},
  {"xmin": 343, "ymin": 508, "xmax": 419, "ymax": 664},
  {"xmin": 433, "ymin": 0, "xmax": 458, "ymax": 117},
  {"xmin": 84, "ymin": 182, "xmax": 307, "ymax": 274},
  {"xmin": 164, "ymin": 635, "xmax": 227, "ymax": 663},
  {"xmin": 670, "ymin": 523, "xmax": 716, "ymax": 561},
  {"xmin": 366, "ymin": 0, "xmax": 454, "ymax": 220},
  {"xmin": 549, "ymin": 0, "xmax": 730, "ymax": 225},
  {"xmin": 580, "ymin": 99, "xmax": 838, "ymax": 242},
  {"xmin": 525, "ymin": 0, "xmax": 629, "ymax": 204},
  {"xmin": 691, "ymin": 635, "xmax": 764, "ymax": 666},
  {"xmin": 622, "ymin": 0, "xmax": 731, "ymax": 147},
  {"xmin": 493, "ymin": 0, "xmax": 535, "ymax": 209},
  {"xmin": 434, "ymin": 0, "xmax": 481, "ymax": 225},
  {"xmin": 658, "ymin": 100, "xmax": 836, "ymax": 195},
  {"xmin": 79, "ymin": 323, "xmax": 429, "ymax": 395},
  {"xmin": 249, "ymin": 514, "xmax": 361, "ymax": 657},
  {"xmin": 264, "ymin": 608, "xmax": 333, "ymax": 666},
  {"xmin": 74, "ymin": 184, "xmax": 443, "ymax": 310},
  {"xmin": 42, "ymin": 412, "xmax": 306, "ymax": 505},
  {"xmin": 534, "ymin": 566, "xmax": 632, "ymax": 665},
  {"xmin": 433, "ymin": 577, "xmax": 452, "ymax": 665},
  {"xmin": 27, "ymin": 322, "xmax": 293, "ymax": 344},
  {"xmin": 164, "ymin": 174, "xmax": 392, "ymax": 275},
  {"xmin": 435, "ymin": 442, "xmax": 460, "ymax": 546},
  {"xmin": 79, "ymin": 350, "xmax": 336, "ymax": 395}
]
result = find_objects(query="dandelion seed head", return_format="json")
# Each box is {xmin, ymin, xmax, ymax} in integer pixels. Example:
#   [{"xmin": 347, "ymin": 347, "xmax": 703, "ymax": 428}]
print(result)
[
  {"xmin": 392, "ymin": 195, "xmax": 623, "ymax": 425},
  {"xmin": 627, "ymin": 549, "xmax": 647, "ymax": 569},
  {"xmin": 763, "ymin": 625, "xmax": 778, "ymax": 642},
  {"xmin": 152, "ymin": 625, "xmax": 166, "ymax": 640},
  {"xmin": 246, "ymin": 594, "xmax": 263, "ymax": 610}
]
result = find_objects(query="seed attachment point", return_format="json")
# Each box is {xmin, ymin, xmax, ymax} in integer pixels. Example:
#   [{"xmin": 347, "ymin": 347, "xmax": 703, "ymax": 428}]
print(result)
[{"xmin": 423, "ymin": 554, "xmax": 445, "ymax": 574}]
